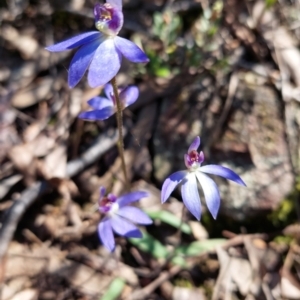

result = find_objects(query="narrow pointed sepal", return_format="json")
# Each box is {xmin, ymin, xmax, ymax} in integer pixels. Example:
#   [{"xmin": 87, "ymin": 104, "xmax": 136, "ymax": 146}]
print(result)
[{"xmin": 200, "ymin": 165, "xmax": 246, "ymax": 186}]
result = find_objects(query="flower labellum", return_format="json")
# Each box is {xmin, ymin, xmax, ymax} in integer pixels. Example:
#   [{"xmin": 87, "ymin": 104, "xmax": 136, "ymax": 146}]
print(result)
[
  {"xmin": 94, "ymin": 2, "xmax": 123, "ymax": 36},
  {"xmin": 79, "ymin": 83, "xmax": 139, "ymax": 120},
  {"xmin": 161, "ymin": 136, "xmax": 246, "ymax": 221},
  {"xmin": 98, "ymin": 187, "xmax": 152, "ymax": 252},
  {"xmin": 45, "ymin": 0, "xmax": 149, "ymax": 88}
]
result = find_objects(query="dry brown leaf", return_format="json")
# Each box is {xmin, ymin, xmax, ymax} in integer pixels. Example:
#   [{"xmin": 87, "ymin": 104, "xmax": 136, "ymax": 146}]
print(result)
[
  {"xmin": 69, "ymin": 88, "xmax": 83, "ymax": 119},
  {"xmin": 23, "ymin": 122, "xmax": 48, "ymax": 143},
  {"xmin": 281, "ymin": 276, "xmax": 300, "ymax": 299},
  {"xmin": 40, "ymin": 145, "xmax": 67, "ymax": 179},
  {"xmin": 11, "ymin": 77, "xmax": 54, "ymax": 109},
  {"xmin": 0, "ymin": 174, "xmax": 23, "ymax": 199},
  {"xmin": 172, "ymin": 287, "xmax": 206, "ymax": 300},
  {"xmin": 10, "ymin": 289, "xmax": 38, "ymax": 300},
  {"xmin": 2, "ymin": 276, "xmax": 30, "ymax": 300},
  {"xmin": 56, "ymin": 261, "xmax": 112, "ymax": 295},
  {"xmin": 214, "ymin": 247, "xmax": 252, "ymax": 299},
  {"xmin": 31, "ymin": 135, "xmax": 56, "ymax": 157},
  {"xmin": 253, "ymin": 1, "xmax": 300, "ymax": 88},
  {"xmin": 8, "ymin": 143, "xmax": 37, "ymax": 184},
  {"xmin": 2, "ymin": 25, "xmax": 39, "ymax": 59},
  {"xmin": 188, "ymin": 221, "xmax": 208, "ymax": 240}
]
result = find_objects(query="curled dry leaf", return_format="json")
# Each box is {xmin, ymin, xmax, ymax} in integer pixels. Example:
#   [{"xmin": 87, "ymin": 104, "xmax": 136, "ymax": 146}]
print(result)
[
  {"xmin": 8, "ymin": 135, "xmax": 56, "ymax": 184},
  {"xmin": 172, "ymin": 286, "xmax": 206, "ymax": 300},
  {"xmin": 11, "ymin": 77, "xmax": 54, "ymax": 109},
  {"xmin": 281, "ymin": 276, "xmax": 300, "ymax": 299},
  {"xmin": 9, "ymin": 289, "xmax": 38, "ymax": 300},
  {"xmin": 0, "ymin": 174, "xmax": 23, "ymax": 199},
  {"xmin": 39, "ymin": 145, "xmax": 67, "ymax": 180},
  {"xmin": 8, "ymin": 143, "xmax": 37, "ymax": 184},
  {"xmin": 1, "ymin": 25, "xmax": 39, "ymax": 59}
]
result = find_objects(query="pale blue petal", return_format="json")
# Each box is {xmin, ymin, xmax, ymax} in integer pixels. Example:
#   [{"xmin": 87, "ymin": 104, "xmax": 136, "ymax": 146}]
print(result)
[
  {"xmin": 196, "ymin": 172, "xmax": 220, "ymax": 219},
  {"xmin": 88, "ymin": 39, "xmax": 122, "ymax": 88},
  {"xmin": 104, "ymin": 84, "xmax": 114, "ymax": 101},
  {"xmin": 120, "ymin": 86, "xmax": 139, "ymax": 107},
  {"xmin": 110, "ymin": 215, "xmax": 142, "ymax": 238},
  {"xmin": 87, "ymin": 97, "xmax": 113, "ymax": 109},
  {"xmin": 200, "ymin": 165, "xmax": 246, "ymax": 186},
  {"xmin": 107, "ymin": 0, "xmax": 122, "ymax": 9},
  {"xmin": 117, "ymin": 191, "xmax": 149, "ymax": 207},
  {"xmin": 78, "ymin": 107, "xmax": 114, "ymax": 120},
  {"xmin": 161, "ymin": 171, "xmax": 187, "ymax": 203},
  {"xmin": 199, "ymin": 151, "xmax": 205, "ymax": 163},
  {"xmin": 114, "ymin": 36, "xmax": 149, "ymax": 63},
  {"xmin": 181, "ymin": 173, "xmax": 201, "ymax": 220},
  {"xmin": 98, "ymin": 217, "xmax": 115, "ymax": 252},
  {"xmin": 188, "ymin": 136, "xmax": 200, "ymax": 153},
  {"xmin": 117, "ymin": 207, "xmax": 152, "ymax": 225},
  {"xmin": 68, "ymin": 40, "xmax": 100, "ymax": 88},
  {"xmin": 46, "ymin": 32, "xmax": 101, "ymax": 52}
]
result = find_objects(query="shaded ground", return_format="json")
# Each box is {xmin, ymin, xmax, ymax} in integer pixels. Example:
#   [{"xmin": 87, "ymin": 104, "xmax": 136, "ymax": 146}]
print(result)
[{"xmin": 1, "ymin": 0, "xmax": 300, "ymax": 299}]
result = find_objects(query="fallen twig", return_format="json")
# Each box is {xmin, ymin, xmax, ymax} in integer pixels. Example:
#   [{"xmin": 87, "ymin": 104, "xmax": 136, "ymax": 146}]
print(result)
[{"xmin": 127, "ymin": 265, "xmax": 182, "ymax": 300}]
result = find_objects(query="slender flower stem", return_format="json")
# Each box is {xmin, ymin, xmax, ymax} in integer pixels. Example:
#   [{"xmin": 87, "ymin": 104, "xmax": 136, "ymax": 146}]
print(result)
[{"xmin": 111, "ymin": 77, "xmax": 130, "ymax": 191}]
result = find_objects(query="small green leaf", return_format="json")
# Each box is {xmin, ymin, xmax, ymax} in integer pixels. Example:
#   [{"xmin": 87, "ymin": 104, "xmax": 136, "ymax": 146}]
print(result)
[
  {"xmin": 175, "ymin": 239, "xmax": 226, "ymax": 256},
  {"xmin": 147, "ymin": 210, "xmax": 192, "ymax": 235},
  {"xmin": 129, "ymin": 231, "xmax": 169, "ymax": 259},
  {"xmin": 171, "ymin": 255, "xmax": 187, "ymax": 267},
  {"xmin": 155, "ymin": 67, "xmax": 171, "ymax": 78},
  {"xmin": 265, "ymin": 0, "xmax": 276, "ymax": 8},
  {"xmin": 101, "ymin": 278, "xmax": 125, "ymax": 300}
]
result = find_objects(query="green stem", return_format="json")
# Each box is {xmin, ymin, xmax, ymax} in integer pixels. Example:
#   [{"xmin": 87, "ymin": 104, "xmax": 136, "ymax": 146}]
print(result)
[{"xmin": 111, "ymin": 77, "xmax": 130, "ymax": 191}]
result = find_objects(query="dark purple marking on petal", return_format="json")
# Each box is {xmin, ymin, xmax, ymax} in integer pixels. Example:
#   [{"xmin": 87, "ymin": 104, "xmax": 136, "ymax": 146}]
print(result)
[
  {"xmin": 117, "ymin": 207, "xmax": 153, "ymax": 225},
  {"xmin": 114, "ymin": 37, "xmax": 149, "ymax": 63},
  {"xmin": 87, "ymin": 97, "xmax": 113, "ymax": 110},
  {"xmin": 117, "ymin": 191, "xmax": 149, "ymax": 207},
  {"xmin": 196, "ymin": 172, "xmax": 220, "ymax": 219},
  {"xmin": 99, "ymin": 193, "xmax": 117, "ymax": 213},
  {"xmin": 107, "ymin": 193, "xmax": 117, "ymax": 202},
  {"xmin": 110, "ymin": 215, "xmax": 142, "ymax": 238},
  {"xmin": 181, "ymin": 174, "xmax": 201, "ymax": 220},
  {"xmin": 98, "ymin": 217, "xmax": 115, "ymax": 251},
  {"xmin": 161, "ymin": 171, "xmax": 187, "ymax": 203},
  {"xmin": 119, "ymin": 85, "xmax": 139, "ymax": 107},
  {"xmin": 68, "ymin": 40, "xmax": 100, "ymax": 88},
  {"xmin": 200, "ymin": 165, "xmax": 246, "ymax": 186},
  {"xmin": 78, "ymin": 106, "xmax": 114, "ymax": 120},
  {"xmin": 88, "ymin": 39, "xmax": 122, "ymax": 88},
  {"xmin": 46, "ymin": 32, "xmax": 101, "ymax": 52},
  {"xmin": 188, "ymin": 136, "xmax": 200, "ymax": 153}
]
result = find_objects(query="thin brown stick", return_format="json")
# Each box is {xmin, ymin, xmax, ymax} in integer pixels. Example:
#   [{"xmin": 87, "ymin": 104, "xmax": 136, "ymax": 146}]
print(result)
[{"xmin": 128, "ymin": 265, "xmax": 182, "ymax": 300}]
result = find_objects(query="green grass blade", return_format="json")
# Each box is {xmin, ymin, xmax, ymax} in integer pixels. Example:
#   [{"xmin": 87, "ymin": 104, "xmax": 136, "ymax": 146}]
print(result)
[
  {"xmin": 175, "ymin": 239, "xmax": 226, "ymax": 256},
  {"xmin": 147, "ymin": 210, "xmax": 192, "ymax": 235},
  {"xmin": 129, "ymin": 231, "xmax": 169, "ymax": 259},
  {"xmin": 101, "ymin": 278, "xmax": 125, "ymax": 300}
]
